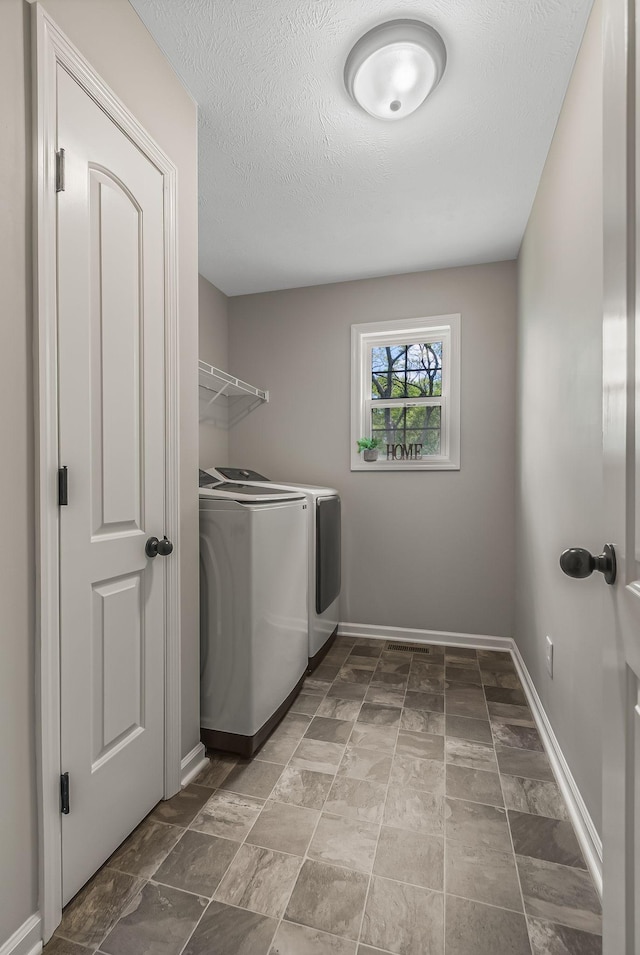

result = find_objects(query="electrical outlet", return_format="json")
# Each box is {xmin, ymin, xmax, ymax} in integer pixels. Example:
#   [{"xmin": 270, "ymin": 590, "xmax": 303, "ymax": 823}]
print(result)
[{"xmin": 545, "ymin": 636, "xmax": 554, "ymax": 678}]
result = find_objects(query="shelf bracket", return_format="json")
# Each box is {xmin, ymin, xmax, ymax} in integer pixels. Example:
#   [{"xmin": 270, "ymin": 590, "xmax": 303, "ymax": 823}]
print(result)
[{"xmin": 203, "ymin": 380, "xmax": 231, "ymax": 410}]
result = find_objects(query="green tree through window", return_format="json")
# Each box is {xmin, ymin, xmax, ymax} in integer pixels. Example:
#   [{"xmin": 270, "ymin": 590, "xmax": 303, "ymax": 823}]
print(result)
[{"xmin": 370, "ymin": 343, "xmax": 443, "ymax": 452}]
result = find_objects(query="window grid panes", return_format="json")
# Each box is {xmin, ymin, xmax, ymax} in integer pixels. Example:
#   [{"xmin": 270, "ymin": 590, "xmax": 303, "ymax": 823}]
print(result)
[
  {"xmin": 371, "ymin": 404, "xmax": 442, "ymax": 456},
  {"xmin": 369, "ymin": 340, "xmax": 444, "ymax": 457},
  {"xmin": 371, "ymin": 342, "xmax": 443, "ymax": 400}
]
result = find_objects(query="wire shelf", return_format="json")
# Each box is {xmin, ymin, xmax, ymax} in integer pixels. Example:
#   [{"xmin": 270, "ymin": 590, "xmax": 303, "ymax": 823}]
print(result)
[
  {"xmin": 198, "ymin": 360, "xmax": 269, "ymax": 404},
  {"xmin": 198, "ymin": 360, "xmax": 268, "ymax": 426}
]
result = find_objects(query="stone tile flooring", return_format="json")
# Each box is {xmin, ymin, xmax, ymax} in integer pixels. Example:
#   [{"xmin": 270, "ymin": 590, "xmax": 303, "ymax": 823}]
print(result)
[{"xmin": 45, "ymin": 638, "xmax": 603, "ymax": 955}]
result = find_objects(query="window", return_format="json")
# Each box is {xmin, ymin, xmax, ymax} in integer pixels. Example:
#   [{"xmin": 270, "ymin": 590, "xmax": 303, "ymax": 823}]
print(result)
[{"xmin": 351, "ymin": 314, "xmax": 460, "ymax": 470}]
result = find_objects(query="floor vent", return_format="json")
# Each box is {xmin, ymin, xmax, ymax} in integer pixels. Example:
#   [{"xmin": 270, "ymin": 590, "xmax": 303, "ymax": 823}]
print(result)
[{"xmin": 386, "ymin": 642, "xmax": 437, "ymax": 654}]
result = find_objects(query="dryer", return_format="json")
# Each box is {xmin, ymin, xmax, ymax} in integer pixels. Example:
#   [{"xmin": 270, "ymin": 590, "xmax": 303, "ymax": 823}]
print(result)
[
  {"xmin": 199, "ymin": 472, "xmax": 308, "ymax": 755},
  {"xmin": 203, "ymin": 466, "xmax": 341, "ymax": 671}
]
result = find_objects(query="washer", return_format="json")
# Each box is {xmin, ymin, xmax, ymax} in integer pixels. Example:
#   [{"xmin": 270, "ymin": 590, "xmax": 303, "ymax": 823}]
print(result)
[
  {"xmin": 203, "ymin": 466, "xmax": 341, "ymax": 671},
  {"xmin": 199, "ymin": 471, "xmax": 309, "ymax": 756}
]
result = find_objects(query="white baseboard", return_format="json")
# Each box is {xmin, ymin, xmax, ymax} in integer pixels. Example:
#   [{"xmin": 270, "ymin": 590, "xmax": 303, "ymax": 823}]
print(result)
[
  {"xmin": 339, "ymin": 620, "xmax": 602, "ymax": 896},
  {"xmin": 338, "ymin": 621, "xmax": 513, "ymax": 652},
  {"xmin": 0, "ymin": 915, "xmax": 42, "ymax": 955},
  {"xmin": 510, "ymin": 643, "xmax": 603, "ymax": 896},
  {"xmin": 180, "ymin": 742, "xmax": 209, "ymax": 788}
]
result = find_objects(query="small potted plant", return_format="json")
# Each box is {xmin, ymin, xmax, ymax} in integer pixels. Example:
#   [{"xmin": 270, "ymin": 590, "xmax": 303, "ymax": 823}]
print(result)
[{"xmin": 357, "ymin": 436, "xmax": 383, "ymax": 462}]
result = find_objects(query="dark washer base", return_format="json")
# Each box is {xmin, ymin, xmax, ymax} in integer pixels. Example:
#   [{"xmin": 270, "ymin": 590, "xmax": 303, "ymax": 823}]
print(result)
[
  {"xmin": 307, "ymin": 624, "xmax": 338, "ymax": 674},
  {"xmin": 200, "ymin": 671, "xmax": 306, "ymax": 758}
]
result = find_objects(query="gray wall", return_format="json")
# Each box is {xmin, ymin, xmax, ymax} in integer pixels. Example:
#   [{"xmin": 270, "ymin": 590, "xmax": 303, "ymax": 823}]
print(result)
[
  {"xmin": 516, "ymin": 0, "xmax": 602, "ymax": 831},
  {"xmin": 199, "ymin": 275, "xmax": 230, "ymax": 467},
  {"xmin": 229, "ymin": 261, "xmax": 517, "ymax": 638},
  {"xmin": 0, "ymin": 0, "xmax": 199, "ymax": 944}
]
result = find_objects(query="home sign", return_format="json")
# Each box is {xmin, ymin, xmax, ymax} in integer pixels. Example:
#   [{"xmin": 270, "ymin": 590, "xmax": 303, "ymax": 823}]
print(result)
[{"xmin": 386, "ymin": 443, "xmax": 423, "ymax": 461}]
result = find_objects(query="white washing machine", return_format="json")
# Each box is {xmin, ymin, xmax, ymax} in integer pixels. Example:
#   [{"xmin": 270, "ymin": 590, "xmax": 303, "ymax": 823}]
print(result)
[
  {"xmin": 204, "ymin": 466, "xmax": 341, "ymax": 671},
  {"xmin": 199, "ymin": 472, "xmax": 308, "ymax": 755}
]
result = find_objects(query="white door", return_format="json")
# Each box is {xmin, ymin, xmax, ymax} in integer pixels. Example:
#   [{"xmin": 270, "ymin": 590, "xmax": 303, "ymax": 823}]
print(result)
[
  {"xmin": 602, "ymin": 0, "xmax": 640, "ymax": 949},
  {"xmin": 57, "ymin": 64, "xmax": 168, "ymax": 903}
]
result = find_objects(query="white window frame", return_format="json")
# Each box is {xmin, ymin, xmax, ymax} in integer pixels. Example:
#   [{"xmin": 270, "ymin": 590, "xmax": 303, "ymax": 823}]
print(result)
[{"xmin": 351, "ymin": 314, "xmax": 461, "ymax": 471}]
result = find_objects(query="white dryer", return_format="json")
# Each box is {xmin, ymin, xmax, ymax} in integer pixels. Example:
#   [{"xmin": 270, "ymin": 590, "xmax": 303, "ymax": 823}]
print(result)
[
  {"xmin": 204, "ymin": 466, "xmax": 341, "ymax": 671},
  {"xmin": 199, "ymin": 472, "xmax": 308, "ymax": 755}
]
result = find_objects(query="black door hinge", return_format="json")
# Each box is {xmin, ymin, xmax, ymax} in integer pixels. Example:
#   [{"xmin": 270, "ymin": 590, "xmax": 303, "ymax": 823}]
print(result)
[
  {"xmin": 60, "ymin": 772, "xmax": 70, "ymax": 814},
  {"xmin": 58, "ymin": 466, "xmax": 68, "ymax": 506},
  {"xmin": 56, "ymin": 148, "xmax": 65, "ymax": 192}
]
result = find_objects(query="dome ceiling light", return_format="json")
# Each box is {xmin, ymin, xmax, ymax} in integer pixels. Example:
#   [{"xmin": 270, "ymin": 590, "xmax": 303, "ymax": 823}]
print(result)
[{"xmin": 344, "ymin": 19, "xmax": 447, "ymax": 121}]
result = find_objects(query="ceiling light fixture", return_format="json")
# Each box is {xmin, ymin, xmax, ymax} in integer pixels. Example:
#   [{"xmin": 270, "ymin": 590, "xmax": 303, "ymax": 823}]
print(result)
[{"xmin": 344, "ymin": 19, "xmax": 447, "ymax": 121}]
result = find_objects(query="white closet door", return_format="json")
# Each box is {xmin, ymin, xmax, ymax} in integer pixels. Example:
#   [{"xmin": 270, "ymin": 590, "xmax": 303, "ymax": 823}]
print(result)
[{"xmin": 57, "ymin": 64, "xmax": 167, "ymax": 903}]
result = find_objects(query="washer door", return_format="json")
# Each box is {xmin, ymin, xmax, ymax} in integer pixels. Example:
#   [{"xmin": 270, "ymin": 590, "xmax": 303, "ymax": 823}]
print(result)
[{"xmin": 316, "ymin": 496, "xmax": 341, "ymax": 614}]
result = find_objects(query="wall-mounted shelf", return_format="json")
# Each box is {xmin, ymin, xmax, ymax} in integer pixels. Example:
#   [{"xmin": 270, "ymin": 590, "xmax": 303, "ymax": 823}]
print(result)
[{"xmin": 198, "ymin": 360, "xmax": 268, "ymax": 426}]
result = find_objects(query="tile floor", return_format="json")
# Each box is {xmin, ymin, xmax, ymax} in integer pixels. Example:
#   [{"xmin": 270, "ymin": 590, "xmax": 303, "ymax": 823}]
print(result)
[{"xmin": 45, "ymin": 637, "xmax": 603, "ymax": 955}]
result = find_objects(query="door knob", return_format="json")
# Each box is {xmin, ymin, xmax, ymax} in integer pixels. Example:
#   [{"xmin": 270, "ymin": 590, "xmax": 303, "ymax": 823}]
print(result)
[
  {"xmin": 559, "ymin": 544, "xmax": 616, "ymax": 585},
  {"xmin": 145, "ymin": 536, "xmax": 174, "ymax": 558},
  {"xmin": 157, "ymin": 536, "xmax": 174, "ymax": 556}
]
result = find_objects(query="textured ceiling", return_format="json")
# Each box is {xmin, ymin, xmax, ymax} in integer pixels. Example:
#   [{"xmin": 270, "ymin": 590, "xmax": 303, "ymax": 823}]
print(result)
[{"xmin": 130, "ymin": 0, "xmax": 593, "ymax": 295}]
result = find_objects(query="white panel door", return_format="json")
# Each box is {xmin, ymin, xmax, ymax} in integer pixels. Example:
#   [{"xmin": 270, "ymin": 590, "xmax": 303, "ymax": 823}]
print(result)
[
  {"xmin": 603, "ymin": 0, "xmax": 640, "ymax": 949},
  {"xmin": 56, "ymin": 64, "xmax": 167, "ymax": 904}
]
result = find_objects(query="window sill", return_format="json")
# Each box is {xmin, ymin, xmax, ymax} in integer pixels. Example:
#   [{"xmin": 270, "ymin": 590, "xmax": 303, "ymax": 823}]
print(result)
[{"xmin": 351, "ymin": 459, "xmax": 460, "ymax": 471}]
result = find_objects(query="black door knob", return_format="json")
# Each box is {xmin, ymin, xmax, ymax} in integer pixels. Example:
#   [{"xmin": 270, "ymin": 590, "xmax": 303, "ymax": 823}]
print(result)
[
  {"xmin": 145, "ymin": 536, "xmax": 174, "ymax": 558},
  {"xmin": 559, "ymin": 544, "xmax": 616, "ymax": 585}
]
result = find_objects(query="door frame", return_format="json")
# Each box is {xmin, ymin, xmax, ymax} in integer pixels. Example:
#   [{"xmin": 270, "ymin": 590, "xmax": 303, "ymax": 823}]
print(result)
[{"xmin": 32, "ymin": 5, "xmax": 182, "ymax": 940}]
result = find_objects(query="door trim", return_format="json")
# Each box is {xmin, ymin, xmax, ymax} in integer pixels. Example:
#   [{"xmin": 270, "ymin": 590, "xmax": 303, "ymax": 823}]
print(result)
[
  {"xmin": 180, "ymin": 743, "xmax": 210, "ymax": 789},
  {"xmin": 32, "ymin": 5, "xmax": 181, "ymax": 940}
]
